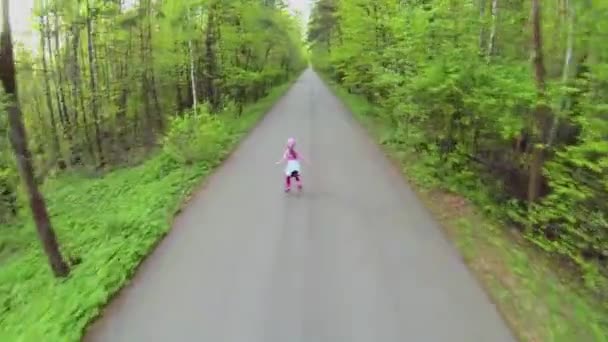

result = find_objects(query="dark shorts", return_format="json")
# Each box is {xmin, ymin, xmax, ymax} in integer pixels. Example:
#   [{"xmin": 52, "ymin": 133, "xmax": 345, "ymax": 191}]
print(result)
[{"xmin": 289, "ymin": 170, "xmax": 300, "ymax": 178}]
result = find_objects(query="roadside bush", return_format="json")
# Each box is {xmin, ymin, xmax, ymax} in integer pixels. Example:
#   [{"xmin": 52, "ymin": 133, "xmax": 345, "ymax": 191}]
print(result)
[{"xmin": 163, "ymin": 107, "xmax": 232, "ymax": 165}]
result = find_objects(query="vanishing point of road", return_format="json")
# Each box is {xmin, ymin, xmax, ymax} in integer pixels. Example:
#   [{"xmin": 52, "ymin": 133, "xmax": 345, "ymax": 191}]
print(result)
[{"xmin": 85, "ymin": 69, "xmax": 516, "ymax": 342}]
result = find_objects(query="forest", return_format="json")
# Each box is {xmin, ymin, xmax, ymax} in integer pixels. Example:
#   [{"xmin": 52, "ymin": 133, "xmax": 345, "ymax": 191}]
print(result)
[
  {"xmin": 2, "ymin": 0, "xmax": 607, "ymax": 339},
  {"xmin": 0, "ymin": 0, "xmax": 305, "ymax": 340},
  {"xmin": 308, "ymin": 0, "xmax": 607, "ymax": 340}
]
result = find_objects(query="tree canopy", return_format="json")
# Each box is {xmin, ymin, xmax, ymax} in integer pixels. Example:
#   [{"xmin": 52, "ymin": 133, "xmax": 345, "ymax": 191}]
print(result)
[{"xmin": 0, "ymin": 0, "xmax": 306, "ymax": 221}]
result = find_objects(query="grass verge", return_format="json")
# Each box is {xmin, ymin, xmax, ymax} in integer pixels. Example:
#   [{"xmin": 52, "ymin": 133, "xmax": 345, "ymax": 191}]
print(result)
[
  {"xmin": 320, "ymin": 75, "xmax": 608, "ymax": 342},
  {"xmin": 0, "ymin": 79, "xmax": 297, "ymax": 342}
]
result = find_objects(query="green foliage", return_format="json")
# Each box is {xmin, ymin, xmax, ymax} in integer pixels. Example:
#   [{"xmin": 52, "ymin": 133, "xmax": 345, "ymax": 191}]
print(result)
[
  {"xmin": 0, "ymin": 152, "xmax": 198, "ymax": 341},
  {"xmin": 0, "ymin": 79, "xmax": 296, "ymax": 341},
  {"xmin": 0, "ymin": 0, "xmax": 307, "ymax": 222},
  {"xmin": 0, "ymin": 167, "xmax": 19, "ymax": 223},
  {"xmin": 0, "ymin": 0, "xmax": 306, "ymax": 338},
  {"xmin": 322, "ymin": 75, "xmax": 608, "ymax": 342},
  {"xmin": 163, "ymin": 107, "xmax": 232, "ymax": 165},
  {"xmin": 309, "ymin": 0, "xmax": 608, "ymax": 339}
]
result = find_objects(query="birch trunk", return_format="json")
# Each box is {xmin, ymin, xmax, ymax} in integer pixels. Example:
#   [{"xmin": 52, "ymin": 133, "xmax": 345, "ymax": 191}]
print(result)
[
  {"xmin": 547, "ymin": 0, "xmax": 575, "ymax": 147},
  {"xmin": 488, "ymin": 0, "xmax": 498, "ymax": 57}
]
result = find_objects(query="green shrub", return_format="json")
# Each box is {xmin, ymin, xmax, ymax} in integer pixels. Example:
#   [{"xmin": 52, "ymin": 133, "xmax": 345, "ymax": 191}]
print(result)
[
  {"xmin": 0, "ymin": 167, "xmax": 19, "ymax": 223},
  {"xmin": 162, "ymin": 107, "xmax": 232, "ymax": 165}
]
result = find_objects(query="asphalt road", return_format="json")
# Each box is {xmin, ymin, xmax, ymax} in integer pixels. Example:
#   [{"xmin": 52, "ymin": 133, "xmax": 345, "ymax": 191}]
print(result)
[{"xmin": 85, "ymin": 68, "xmax": 516, "ymax": 342}]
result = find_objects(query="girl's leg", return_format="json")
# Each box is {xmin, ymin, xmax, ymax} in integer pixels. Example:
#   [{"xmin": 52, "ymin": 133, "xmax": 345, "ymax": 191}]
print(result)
[
  {"xmin": 295, "ymin": 174, "xmax": 302, "ymax": 189},
  {"xmin": 285, "ymin": 175, "xmax": 291, "ymax": 191}
]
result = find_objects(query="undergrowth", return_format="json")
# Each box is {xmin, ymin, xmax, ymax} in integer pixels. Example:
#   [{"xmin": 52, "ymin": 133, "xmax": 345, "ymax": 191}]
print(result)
[
  {"xmin": 320, "ymin": 76, "xmax": 608, "ymax": 342},
  {"xmin": 0, "ymin": 81, "xmax": 294, "ymax": 341}
]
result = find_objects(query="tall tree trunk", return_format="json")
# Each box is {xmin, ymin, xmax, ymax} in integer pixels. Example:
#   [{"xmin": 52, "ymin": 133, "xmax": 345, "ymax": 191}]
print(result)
[
  {"xmin": 115, "ymin": 27, "xmax": 133, "ymax": 154},
  {"xmin": 478, "ymin": 0, "xmax": 487, "ymax": 52},
  {"xmin": 46, "ymin": 15, "xmax": 68, "ymax": 130},
  {"xmin": 144, "ymin": 0, "xmax": 163, "ymax": 130},
  {"xmin": 488, "ymin": 0, "xmax": 498, "ymax": 58},
  {"xmin": 187, "ymin": 8, "xmax": 198, "ymax": 111},
  {"xmin": 53, "ymin": 9, "xmax": 70, "ymax": 128},
  {"xmin": 52, "ymin": 9, "xmax": 79, "ymax": 165},
  {"xmin": 103, "ymin": 43, "xmax": 112, "ymax": 95},
  {"xmin": 86, "ymin": 1, "xmax": 105, "ymax": 166},
  {"xmin": 34, "ymin": 89, "xmax": 44, "ymax": 132},
  {"xmin": 65, "ymin": 32, "xmax": 78, "ymax": 124},
  {"xmin": 188, "ymin": 39, "xmax": 198, "ymax": 111},
  {"xmin": 39, "ymin": 15, "xmax": 61, "ymax": 157},
  {"xmin": 527, "ymin": 0, "xmax": 548, "ymax": 203},
  {"xmin": 0, "ymin": 0, "xmax": 70, "ymax": 277},
  {"xmin": 139, "ymin": 19, "xmax": 156, "ymax": 147},
  {"xmin": 148, "ymin": 71, "xmax": 163, "ymax": 130},
  {"xmin": 64, "ymin": 32, "xmax": 82, "ymax": 165},
  {"xmin": 177, "ymin": 81, "xmax": 186, "ymax": 112},
  {"xmin": 547, "ymin": 0, "xmax": 575, "ymax": 148},
  {"xmin": 204, "ymin": 6, "xmax": 221, "ymax": 112},
  {"xmin": 71, "ymin": 24, "xmax": 95, "ymax": 160}
]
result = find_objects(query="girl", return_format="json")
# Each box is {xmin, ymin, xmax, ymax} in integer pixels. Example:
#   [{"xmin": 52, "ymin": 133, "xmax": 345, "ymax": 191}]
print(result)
[{"xmin": 276, "ymin": 137, "xmax": 305, "ymax": 192}]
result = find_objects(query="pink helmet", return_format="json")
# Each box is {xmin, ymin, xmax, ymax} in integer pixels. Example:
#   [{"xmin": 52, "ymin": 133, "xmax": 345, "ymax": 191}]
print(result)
[{"xmin": 287, "ymin": 137, "xmax": 296, "ymax": 148}]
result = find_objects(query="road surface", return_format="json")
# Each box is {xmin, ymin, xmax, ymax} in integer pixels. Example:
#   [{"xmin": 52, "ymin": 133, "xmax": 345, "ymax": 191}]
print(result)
[{"xmin": 85, "ymin": 69, "xmax": 515, "ymax": 342}]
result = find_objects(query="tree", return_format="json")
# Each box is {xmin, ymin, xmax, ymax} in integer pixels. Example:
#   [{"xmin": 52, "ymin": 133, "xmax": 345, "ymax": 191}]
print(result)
[
  {"xmin": 0, "ymin": 0, "xmax": 69, "ymax": 277},
  {"xmin": 527, "ymin": 0, "xmax": 548, "ymax": 204}
]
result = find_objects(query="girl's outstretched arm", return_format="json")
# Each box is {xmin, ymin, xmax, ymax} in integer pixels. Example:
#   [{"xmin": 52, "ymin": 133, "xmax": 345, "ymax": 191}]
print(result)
[{"xmin": 275, "ymin": 150, "xmax": 287, "ymax": 164}]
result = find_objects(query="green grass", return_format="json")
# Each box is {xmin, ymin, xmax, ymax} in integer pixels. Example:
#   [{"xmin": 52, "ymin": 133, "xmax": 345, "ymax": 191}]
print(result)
[
  {"xmin": 0, "ymin": 79, "xmax": 295, "ymax": 342},
  {"xmin": 319, "ymin": 74, "xmax": 608, "ymax": 342}
]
